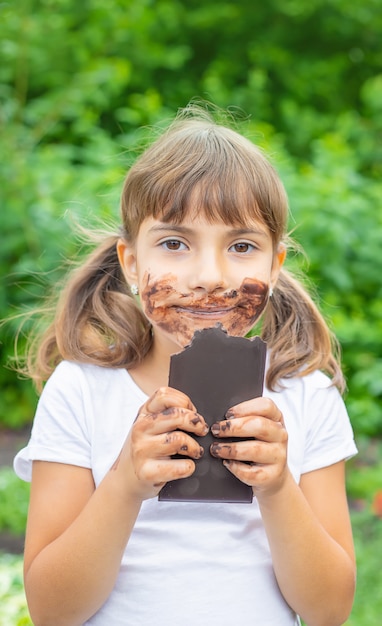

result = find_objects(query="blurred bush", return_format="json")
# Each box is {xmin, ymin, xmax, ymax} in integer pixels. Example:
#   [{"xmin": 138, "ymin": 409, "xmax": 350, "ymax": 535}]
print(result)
[
  {"xmin": 1, "ymin": 0, "xmax": 381, "ymax": 436},
  {"xmin": 0, "ymin": 552, "xmax": 33, "ymax": 625},
  {"xmin": 0, "ymin": 469, "xmax": 30, "ymax": 535}
]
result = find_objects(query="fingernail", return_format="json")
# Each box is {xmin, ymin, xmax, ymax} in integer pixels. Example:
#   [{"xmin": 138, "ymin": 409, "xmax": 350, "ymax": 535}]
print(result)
[
  {"xmin": 225, "ymin": 409, "xmax": 235, "ymax": 419},
  {"xmin": 198, "ymin": 446, "xmax": 204, "ymax": 458},
  {"xmin": 211, "ymin": 423, "xmax": 220, "ymax": 436},
  {"xmin": 210, "ymin": 442, "xmax": 221, "ymax": 457}
]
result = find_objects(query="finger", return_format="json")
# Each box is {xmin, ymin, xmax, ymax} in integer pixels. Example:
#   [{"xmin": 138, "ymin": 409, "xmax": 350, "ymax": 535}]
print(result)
[
  {"xmin": 226, "ymin": 397, "xmax": 284, "ymax": 424},
  {"xmin": 210, "ymin": 440, "xmax": 286, "ymax": 464},
  {"xmin": 139, "ymin": 457, "xmax": 196, "ymax": 484},
  {"xmin": 221, "ymin": 459, "xmax": 272, "ymax": 487},
  {"xmin": 211, "ymin": 415, "xmax": 287, "ymax": 443},
  {"xmin": 136, "ymin": 406, "xmax": 209, "ymax": 437},
  {"xmin": 162, "ymin": 431, "xmax": 204, "ymax": 459},
  {"xmin": 144, "ymin": 386, "xmax": 197, "ymax": 414}
]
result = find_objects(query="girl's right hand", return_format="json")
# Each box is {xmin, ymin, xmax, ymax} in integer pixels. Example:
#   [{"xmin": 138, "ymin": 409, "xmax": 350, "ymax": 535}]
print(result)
[{"xmin": 115, "ymin": 387, "xmax": 209, "ymax": 501}]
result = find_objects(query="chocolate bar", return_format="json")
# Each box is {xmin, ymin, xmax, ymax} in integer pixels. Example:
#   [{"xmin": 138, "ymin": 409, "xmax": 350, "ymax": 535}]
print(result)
[{"xmin": 159, "ymin": 325, "xmax": 266, "ymax": 503}]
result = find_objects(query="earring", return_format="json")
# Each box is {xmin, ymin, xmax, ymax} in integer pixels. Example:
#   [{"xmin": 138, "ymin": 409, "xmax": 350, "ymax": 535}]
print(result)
[
  {"xmin": 130, "ymin": 283, "xmax": 139, "ymax": 296},
  {"xmin": 269, "ymin": 286, "xmax": 274, "ymax": 297}
]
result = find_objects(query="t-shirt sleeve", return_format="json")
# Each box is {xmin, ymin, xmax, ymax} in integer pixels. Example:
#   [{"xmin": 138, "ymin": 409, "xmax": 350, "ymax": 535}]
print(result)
[
  {"xmin": 14, "ymin": 361, "xmax": 92, "ymax": 482},
  {"xmin": 301, "ymin": 377, "xmax": 357, "ymax": 474}
]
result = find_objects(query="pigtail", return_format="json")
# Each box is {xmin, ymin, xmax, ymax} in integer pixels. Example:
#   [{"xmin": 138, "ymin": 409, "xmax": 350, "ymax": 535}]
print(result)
[
  {"xmin": 262, "ymin": 268, "xmax": 345, "ymax": 392},
  {"xmin": 24, "ymin": 236, "xmax": 152, "ymax": 392}
]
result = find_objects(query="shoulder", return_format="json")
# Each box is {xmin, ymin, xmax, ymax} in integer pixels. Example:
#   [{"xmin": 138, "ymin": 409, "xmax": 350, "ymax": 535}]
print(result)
[
  {"xmin": 266, "ymin": 368, "xmax": 344, "ymax": 415},
  {"xmin": 269, "ymin": 368, "xmax": 353, "ymax": 441},
  {"xmin": 44, "ymin": 360, "xmax": 143, "ymax": 400},
  {"xmin": 15, "ymin": 362, "xmax": 148, "ymax": 483},
  {"xmin": 266, "ymin": 369, "xmax": 357, "ymax": 477},
  {"xmin": 46, "ymin": 360, "xmax": 121, "ymax": 387},
  {"xmin": 36, "ymin": 361, "xmax": 147, "ymax": 439},
  {"xmin": 281, "ymin": 368, "xmax": 335, "ymax": 391}
]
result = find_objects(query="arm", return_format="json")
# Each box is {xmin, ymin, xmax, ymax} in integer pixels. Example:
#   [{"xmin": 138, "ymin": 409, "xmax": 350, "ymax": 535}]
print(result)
[
  {"xmin": 24, "ymin": 387, "xmax": 208, "ymax": 626},
  {"xmin": 257, "ymin": 463, "xmax": 355, "ymax": 626},
  {"xmin": 210, "ymin": 397, "xmax": 356, "ymax": 626},
  {"xmin": 24, "ymin": 461, "xmax": 141, "ymax": 626}
]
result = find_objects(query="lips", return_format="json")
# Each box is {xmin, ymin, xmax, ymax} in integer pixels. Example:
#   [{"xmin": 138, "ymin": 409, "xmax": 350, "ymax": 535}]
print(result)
[{"xmin": 175, "ymin": 306, "xmax": 235, "ymax": 317}]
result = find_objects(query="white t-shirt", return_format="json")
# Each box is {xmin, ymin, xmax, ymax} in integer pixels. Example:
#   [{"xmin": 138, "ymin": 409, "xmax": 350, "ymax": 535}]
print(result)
[{"xmin": 14, "ymin": 360, "xmax": 357, "ymax": 626}]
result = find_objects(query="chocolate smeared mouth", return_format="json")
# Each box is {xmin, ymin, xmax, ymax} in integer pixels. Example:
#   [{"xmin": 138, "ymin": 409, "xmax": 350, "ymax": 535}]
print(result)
[
  {"xmin": 192, "ymin": 307, "xmax": 233, "ymax": 311},
  {"xmin": 175, "ymin": 306, "xmax": 235, "ymax": 315},
  {"xmin": 141, "ymin": 272, "xmax": 270, "ymax": 346},
  {"xmin": 171, "ymin": 290, "xmax": 248, "ymax": 314}
]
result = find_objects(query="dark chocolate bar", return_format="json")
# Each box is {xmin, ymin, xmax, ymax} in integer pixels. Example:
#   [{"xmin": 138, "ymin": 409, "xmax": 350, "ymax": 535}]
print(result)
[{"xmin": 159, "ymin": 325, "xmax": 266, "ymax": 503}]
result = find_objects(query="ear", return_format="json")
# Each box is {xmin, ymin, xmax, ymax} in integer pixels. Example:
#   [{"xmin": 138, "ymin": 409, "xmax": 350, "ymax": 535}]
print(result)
[
  {"xmin": 117, "ymin": 238, "xmax": 138, "ymax": 284},
  {"xmin": 270, "ymin": 242, "xmax": 286, "ymax": 286}
]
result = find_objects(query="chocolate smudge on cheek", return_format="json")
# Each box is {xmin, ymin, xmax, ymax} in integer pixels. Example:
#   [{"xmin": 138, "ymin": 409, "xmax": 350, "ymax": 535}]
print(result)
[
  {"xmin": 141, "ymin": 272, "xmax": 198, "ymax": 346},
  {"xmin": 199, "ymin": 277, "xmax": 268, "ymax": 337},
  {"xmin": 225, "ymin": 277, "xmax": 269, "ymax": 336},
  {"xmin": 141, "ymin": 272, "xmax": 178, "ymax": 317}
]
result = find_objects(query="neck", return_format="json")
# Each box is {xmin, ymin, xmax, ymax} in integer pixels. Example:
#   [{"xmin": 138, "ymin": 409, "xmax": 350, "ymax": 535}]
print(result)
[{"xmin": 128, "ymin": 340, "xmax": 175, "ymax": 396}]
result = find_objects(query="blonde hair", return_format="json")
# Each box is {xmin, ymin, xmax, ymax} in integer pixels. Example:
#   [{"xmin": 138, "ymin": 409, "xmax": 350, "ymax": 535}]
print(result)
[{"xmin": 22, "ymin": 105, "xmax": 345, "ymax": 393}]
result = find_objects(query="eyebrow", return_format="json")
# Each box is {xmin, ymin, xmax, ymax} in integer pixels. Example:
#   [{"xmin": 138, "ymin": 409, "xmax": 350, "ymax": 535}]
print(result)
[{"xmin": 148, "ymin": 224, "xmax": 269, "ymax": 238}]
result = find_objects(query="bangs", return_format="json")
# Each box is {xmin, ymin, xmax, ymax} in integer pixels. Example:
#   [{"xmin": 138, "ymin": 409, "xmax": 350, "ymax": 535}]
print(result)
[
  {"xmin": 121, "ymin": 119, "xmax": 288, "ymax": 244},
  {"xmin": 158, "ymin": 162, "xmax": 268, "ymax": 229}
]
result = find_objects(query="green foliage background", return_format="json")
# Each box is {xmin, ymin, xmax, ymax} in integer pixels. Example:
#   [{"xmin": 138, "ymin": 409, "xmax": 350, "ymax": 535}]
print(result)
[{"xmin": 1, "ymin": 0, "xmax": 382, "ymax": 437}]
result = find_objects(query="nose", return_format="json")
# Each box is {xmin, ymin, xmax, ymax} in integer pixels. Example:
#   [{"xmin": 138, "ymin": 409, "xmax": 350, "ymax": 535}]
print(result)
[{"xmin": 188, "ymin": 248, "xmax": 228, "ymax": 293}]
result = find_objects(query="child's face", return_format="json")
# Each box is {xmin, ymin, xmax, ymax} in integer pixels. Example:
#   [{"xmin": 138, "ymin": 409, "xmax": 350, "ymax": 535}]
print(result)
[{"xmin": 118, "ymin": 213, "xmax": 285, "ymax": 353}]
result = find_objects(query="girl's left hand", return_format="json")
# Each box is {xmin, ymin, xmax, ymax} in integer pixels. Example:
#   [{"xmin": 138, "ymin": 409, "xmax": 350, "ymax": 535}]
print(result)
[{"xmin": 209, "ymin": 397, "xmax": 288, "ymax": 497}]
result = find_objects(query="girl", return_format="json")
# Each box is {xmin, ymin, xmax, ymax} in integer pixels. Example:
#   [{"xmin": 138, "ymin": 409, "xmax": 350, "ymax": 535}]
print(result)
[{"xmin": 14, "ymin": 106, "xmax": 357, "ymax": 626}]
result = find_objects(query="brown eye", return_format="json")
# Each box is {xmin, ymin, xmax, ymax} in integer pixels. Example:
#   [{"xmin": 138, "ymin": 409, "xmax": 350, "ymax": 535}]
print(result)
[
  {"xmin": 230, "ymin": 242, "xmax": 254, "ymax": 253},
  {"xmin": 162, "ymin": 240, "xmax": 187, "ymax": 251}
]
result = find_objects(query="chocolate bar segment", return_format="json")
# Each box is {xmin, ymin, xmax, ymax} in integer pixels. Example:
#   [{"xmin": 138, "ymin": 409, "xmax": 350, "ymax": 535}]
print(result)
[{"xmin": 159, "ymin": 325, "xmax": 267, "ymax": 503}]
